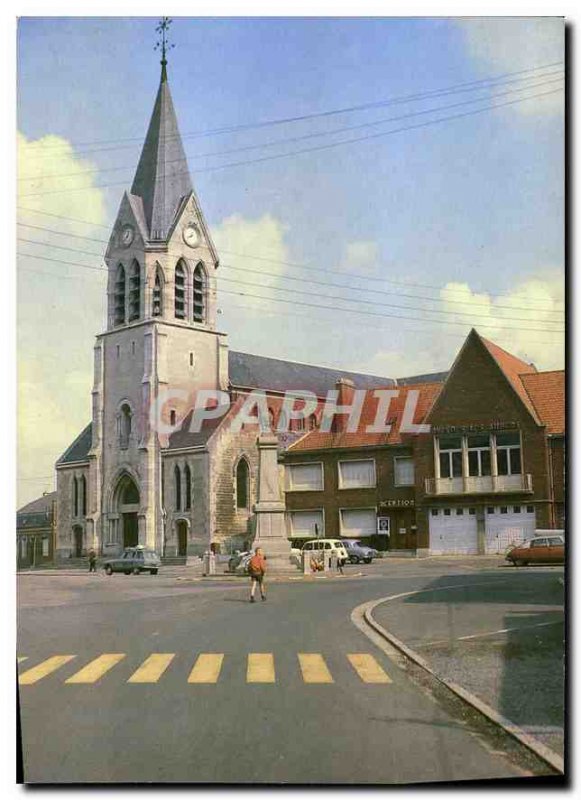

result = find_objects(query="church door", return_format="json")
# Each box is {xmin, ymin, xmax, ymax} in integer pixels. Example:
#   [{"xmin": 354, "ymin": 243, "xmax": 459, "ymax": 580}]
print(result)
[
  {"xmin": 123, "ymin": 513, "xmax": 139, "ymax": 548},
  {"xmin": 73, "ymin": 526, "xmax": 83, "ymax": 557},
  {"xmin": 177, "ymin": 520, "xmax": 188, "ymax": 556}
]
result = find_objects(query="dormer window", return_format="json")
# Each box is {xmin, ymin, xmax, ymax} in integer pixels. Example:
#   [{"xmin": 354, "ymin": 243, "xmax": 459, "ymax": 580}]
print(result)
[
  {"xmin": 175, "ymin": 261, "xmax": 186, "ymax": 319},
  {"xmin": 193, "ymin": 263, "xmax": 207, "ymax": 323},
  {"xmin": 114, "ymin": 264, "xmax": 126, "ymax": 326}
]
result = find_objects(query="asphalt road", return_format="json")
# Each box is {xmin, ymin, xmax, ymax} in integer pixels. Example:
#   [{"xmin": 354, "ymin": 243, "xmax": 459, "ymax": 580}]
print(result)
[{"xmin": 17, "ymin": 558, "xmax": 563, "ymax": 784}]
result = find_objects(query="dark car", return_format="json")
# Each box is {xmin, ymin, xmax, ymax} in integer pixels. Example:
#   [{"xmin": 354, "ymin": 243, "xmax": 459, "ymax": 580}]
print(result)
[
  {"xmin": 341, "ymin": 539, "xmax": 378, "ymax": 564},
  {"xmin": 103, "ymin": 546, "xmax": 161, "ymax": 575},
  {"xmin": 505, "ymin": 535, "xmax": 565, "ymax": 566}
]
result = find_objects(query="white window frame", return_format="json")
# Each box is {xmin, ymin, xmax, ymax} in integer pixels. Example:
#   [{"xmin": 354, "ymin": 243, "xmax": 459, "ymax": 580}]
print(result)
[
  {"xmin": 394, "ymin": 456, "xmax": 415, "ymax": 487},
  {"xmin": 339, "ymin": 506, "xmax": 378, "ymax": 537},
  {"xmin": 286, "ymin": 462, "xmax": 324, "ymax": 492},
  {"xmin": 467, "ymin": 434, "xmax": 492, "ymax": 478},
  {"xmin": 287, "ymin": 508, "xmax": 325, "ymax": 538},
  {"xmin": 337, "ymin": 459, "xmax": 376, "ymax": 490},
  {"xmin": 437, "ymin": 436, "xmax": 463, "ymax": 479}
]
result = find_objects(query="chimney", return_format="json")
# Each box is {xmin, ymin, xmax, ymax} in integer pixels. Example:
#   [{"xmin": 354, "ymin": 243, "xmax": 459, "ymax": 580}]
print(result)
[{"xmin": 332, "ymin": 378, "xmax": 356, "ymax": 433}]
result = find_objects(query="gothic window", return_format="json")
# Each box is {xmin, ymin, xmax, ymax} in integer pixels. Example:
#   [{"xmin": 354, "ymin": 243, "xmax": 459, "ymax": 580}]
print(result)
[
  {"xmin": 184, "ymin": 464, "xmax": 192, "ymax": 510},
  {"xmin": 128, "ymin": 260, "xmax": 141, "ymax": 321},
  {"xmin": 174, "ymin": 465, "xmax": 182, "ymax": 511},
  {"xmin": 236, "ymin": 458, "xmax": 250, "ymax": 510},
  {"xmin": 175, "ymin": 261, "xmax": 186, "ymax": 319},
  {"xmin": 114, "ymin": 264, "xmax": 126, "ymax": 325},
  {"xmin": 193, "ymin": 263, "xmax": 207, "ymax": 323},
  {"xmin": 81, "ymin": 475, "xmax": 87, "ymax": 516},
  {"xmin": 308, "ymin": 413, "xmax": 318, "ymax": 430},
  {"xmin": 73, "ymin": 476, "xmax": 79, "ymax": 517},
  {"xmin": 152, "ymin": 265, "xmax": 163, "ymax": 317},
  {"xmin": 119, "ymin": 404, "xmax": 132, "ymax": 449}
]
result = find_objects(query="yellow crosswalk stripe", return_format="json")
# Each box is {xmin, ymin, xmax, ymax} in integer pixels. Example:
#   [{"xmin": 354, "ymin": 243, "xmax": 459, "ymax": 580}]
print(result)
[
  {"xmin": 17, "ymin": 657, "xmax": 28, "ymax": 664},
  {"xmin": 127, "ymin": 654, "xmax": 175, "ymax": 684},
  {"xmin": 247, "ymin": 653, "xmax": 275, "ymax": 683},
  {"xmin": 188, "ymin": 653, "xmax": 224, "ymax": 684},
  {"xmin": 298, "ymin": 653, "xmax": 334, "ymax": 684},
  {"xmin": 65, "ymin": 654, "xmax": 125, "ymax": 684},
  {"xmin": 19, "ymin": 655, "xmax": 76, "ymax": 685},
  {"xmin": 347, "ymin": 653, "xmax": 392, "ymax": 684}
]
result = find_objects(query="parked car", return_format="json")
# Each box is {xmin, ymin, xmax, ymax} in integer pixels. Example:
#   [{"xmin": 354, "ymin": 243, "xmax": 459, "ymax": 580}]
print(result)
[
  {"xmin": 102, "ymin": 546, "xmax": 161, "ymax": 575},
  {"xmin": 228, "ymin": 551, "xmax": 252, "ymax": 574},
  {"xmin": 301, "ymin": 539, "xmax": 349, "ymax": 566},
  {"xmin": 505, "ymin": 535, "xmax": 565, "ymax": 566},
  {"xmin": 341, "ymin": 539, "xmax": 379, "ymax": 564}
]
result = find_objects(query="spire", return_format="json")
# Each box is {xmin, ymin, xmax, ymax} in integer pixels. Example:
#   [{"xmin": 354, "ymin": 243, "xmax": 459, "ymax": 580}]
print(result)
[{"xmin": 130, "ymin": 18, "xmax": 191, "ymax": 240}]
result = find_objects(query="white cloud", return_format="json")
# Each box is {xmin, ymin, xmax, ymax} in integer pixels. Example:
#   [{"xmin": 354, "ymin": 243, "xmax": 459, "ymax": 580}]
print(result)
[
  {"xmin": 337, "ymin": 240, "xmax": 380, "ymax": 274},
  {"xmin": 17, "ymin": 132, "xmax": 107, "ymax": 506},
  {"xmin": 456, "ymin": 18, "xmax": 564, "ymax": 117}
]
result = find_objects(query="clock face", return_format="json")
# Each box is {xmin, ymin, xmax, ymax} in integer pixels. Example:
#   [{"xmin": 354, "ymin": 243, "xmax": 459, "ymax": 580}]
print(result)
[
  {"xmin": 121, "ymin": 225, "xmax": 134, "ymax": 247},
  {"xmin": 183, "ymin": 223, "xmax": 201, "ymax": 248}
]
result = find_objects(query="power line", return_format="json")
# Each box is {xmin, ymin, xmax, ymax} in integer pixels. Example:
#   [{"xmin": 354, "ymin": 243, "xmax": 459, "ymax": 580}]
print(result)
[
  {"xmin": 21, "ymin": 60, "xmax": 563, "ymax": 158},
  {"xmin": 16, "ymin": 218, "xmax": 565, "ymax": 311},
  {"xmin": 19, "ymin": 85, "xmax": 564, "ymax": 198},
  {"xmin": 19, "ymin": 70, "xmax": 564, "ymax": 183},
  {"xmin": 17, "ymin": 250, "xmax": 564, "ymax": 335},
  {"xmin": 16, "ymin": 235, "xmax": 565, "ymax": 323}
]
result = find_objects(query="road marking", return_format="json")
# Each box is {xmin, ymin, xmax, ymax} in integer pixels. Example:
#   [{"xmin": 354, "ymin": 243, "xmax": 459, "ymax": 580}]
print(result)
[
  {"xmin": 17, "ymin": 657, "xmax": 28, "ymax": 664},
  {"xmin": 247, "ymin": 653, "xmax": 275, "ymax": 683},
  {"xmin": 188, "ymin": 654, "xmax": 224, "ymax": 684},
  {"xmin": 65, "ymin": 654, "xmax": 125, "ymax": 684},
  {"xmin": 127, "ymin": 654, "xmax": 175, "ymax": 683},
  {"xmin": 298, "ymin": 653, "xmax": 334, "ymax": 684},
  {"xmin": 347, "ymin": 653, "xmax": 392, "ymax": 683},
  {"xmin": 19, "ymin": 655, "xmax": 76, "ymax": 685}
]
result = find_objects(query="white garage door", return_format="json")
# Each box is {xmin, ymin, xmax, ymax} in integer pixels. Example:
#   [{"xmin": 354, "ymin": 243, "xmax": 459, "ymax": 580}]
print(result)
[
  {"xmin": 429, "ymin": 508, "xmax": 478, "ymax": 554},
  {"xmin": 484, "ymin": 505, "xmax": 536, "ymax": 554}
]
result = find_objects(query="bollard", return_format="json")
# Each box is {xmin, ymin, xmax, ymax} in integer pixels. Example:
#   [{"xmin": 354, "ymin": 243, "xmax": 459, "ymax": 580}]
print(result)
[
  {"xmin": 203, "ymin": 550, "xmax": 216, "ymax": 576},
  {"xmin": 329, "ymin": 552, "xmax": 338, "ymax": 572}
]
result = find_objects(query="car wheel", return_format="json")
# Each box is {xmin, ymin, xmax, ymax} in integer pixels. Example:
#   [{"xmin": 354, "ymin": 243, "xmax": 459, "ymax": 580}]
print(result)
[
  {"xmin": 150, "ymin": 569, "xmax": 158, "ymax": 575},
  {"xmin": 105, "ymin": 564, "xmax": 113, "ymax": 575},
  {"xmin": 350, "ymin": 556, "xmax": 359, "ymax": 564},
  {"xmin": 132, "ymin": 567, "xmax": 140, "ymax": 575},
  {"xmin": 124, "ymin": 570, "xmax": 131, "ymax": 575},
  {"xmin": 363, "ymin": 558, "xmax": 372, "ymax": 564}
]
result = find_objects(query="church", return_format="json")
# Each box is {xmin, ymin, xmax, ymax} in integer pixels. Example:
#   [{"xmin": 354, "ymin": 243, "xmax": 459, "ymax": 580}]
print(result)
[{"xmin": 53, "ymin": 55, "xmax": 422, "ymax": 562}]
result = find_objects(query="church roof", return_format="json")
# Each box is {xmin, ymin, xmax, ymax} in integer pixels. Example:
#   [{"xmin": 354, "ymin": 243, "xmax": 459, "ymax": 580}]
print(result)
[
  {"xmin": 130, "ymin": 68, "xmax": 193, "ymax": 240},
  {"xmin": 56, "ymin": 423, "xmax": 92, "ymax": 466},
  {"xmin": 228, "ymin": 351, "xmax": 396, "ymax": 396}
]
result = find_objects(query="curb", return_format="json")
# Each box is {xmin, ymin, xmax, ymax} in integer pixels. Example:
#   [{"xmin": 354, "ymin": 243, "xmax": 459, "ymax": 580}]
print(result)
[{"xmin": 362, "ymin": 597, "xmax": 564, "ymax": 775}]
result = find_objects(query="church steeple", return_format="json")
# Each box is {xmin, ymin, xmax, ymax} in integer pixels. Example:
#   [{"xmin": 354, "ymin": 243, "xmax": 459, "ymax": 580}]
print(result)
[{"xmin": 130, "ymin": 18, "xmax": 192, "ymax": 241}]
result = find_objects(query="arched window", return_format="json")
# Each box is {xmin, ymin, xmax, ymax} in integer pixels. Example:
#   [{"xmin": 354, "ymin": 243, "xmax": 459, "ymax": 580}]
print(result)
[
  {"xmin": 81, "ymin": 475, "xmax": 87, "ymax": 517},
  {"xmin": 152, "ymin": 265, "xmax": 163, "ymax": 317},
  {"xmin": 73, "ymin": 476, "xmax": 79, "ymax": 517},
  {"xmin": 174, "ymin": 465, "xmax": 182, "ymax": 511},
  {"xmin": 184, "ymin": 464, "xmax": 192, "ymax": 510},
  {"xmin": 114, "ymin": 264, "xmax": 126, "ymax": 326},
  {"xmin": 236, "ymin": 458, "xmax": 250, "ymax": 510},
  {"xmin": 119, "ymin": 404, "xmax": 132, "ymax": 449},
  {"xmin": 128, "ymin": 260, "xmax": 141, "ymax": 321},
  {"xmin": 175, "ymin": 260, "xmax": 186, "ymax": 319},
  {"xmin": 193, "ymin": 263, "xmax": 207, "ymax": 323}
]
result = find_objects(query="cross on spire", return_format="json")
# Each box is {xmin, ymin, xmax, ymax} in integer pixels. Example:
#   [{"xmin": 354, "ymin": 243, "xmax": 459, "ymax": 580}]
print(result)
[{"xmin": 154, "ymin": 17, "xmax": 175, "ymax": 82}]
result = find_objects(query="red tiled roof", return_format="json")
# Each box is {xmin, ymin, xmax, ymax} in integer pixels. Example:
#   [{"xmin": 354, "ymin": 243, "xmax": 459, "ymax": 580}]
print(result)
[
  {"xmin": 520, "ymin": 371, "xmax": 565, "ymax": 434},
  {"xmin": 479, "ymin": 335, "xmax": 540, "ymax": 422},
  {"xmin": 288, "ymin": 383, "xmax": 442, "ymax": 452}
]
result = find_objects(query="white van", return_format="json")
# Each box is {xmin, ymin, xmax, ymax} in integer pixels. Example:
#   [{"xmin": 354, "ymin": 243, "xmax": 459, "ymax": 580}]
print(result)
[{"xmin": 301, "ymin": 539, "xmax": 349, "ymax": 565}]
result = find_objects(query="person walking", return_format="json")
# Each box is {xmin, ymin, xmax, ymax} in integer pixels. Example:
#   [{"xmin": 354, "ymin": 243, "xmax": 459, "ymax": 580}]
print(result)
[
  {"xmin": 88, "ymin": 548, "xmax": 97, "ymax": 573},
  {"xmin": 248, "ymin": 547, "xmax": 267, "ymax": 603}
]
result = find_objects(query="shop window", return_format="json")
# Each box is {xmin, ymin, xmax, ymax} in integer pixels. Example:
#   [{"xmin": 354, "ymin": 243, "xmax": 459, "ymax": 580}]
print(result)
[
  {"xmin": 394, "ymin": 457, "xmax": 415, "ymax": 486},
  {"xmin": 496, "ymin": 432, "xmax": 522, "ymax": 476},
  {"xmin": 289, "ymin": 511, "xmax": 324, "ymax": 538},
  {"xmin": 467, "ymin": 434, "xmax": 491, "ymax": 477},
  {"xmin": 438, "ymin": 436, "xmax": 462, "ymax": 478},
  {"xmin": 340, "ymin": 508, "xmax": 377, "ymax": 537}
]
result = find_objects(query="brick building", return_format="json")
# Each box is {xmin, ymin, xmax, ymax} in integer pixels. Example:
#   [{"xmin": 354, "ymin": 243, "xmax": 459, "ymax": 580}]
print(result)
[
  {"xmin": 17, "ymin": 492, "xmax": 56, "ymax": 569},
  {"xmin": 283, "ymin": 330, "xmax": 565, "ymax": 556}
]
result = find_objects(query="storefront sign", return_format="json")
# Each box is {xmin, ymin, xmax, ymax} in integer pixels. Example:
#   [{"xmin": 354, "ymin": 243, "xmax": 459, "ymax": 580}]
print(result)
[
  {"xmin": 377, "ymin": 517, "xmax": 390, "ymax": 535},
  {"xmin": 432, "ymin": 421, "xmax": 519, "ymax": 434},
  {"xmin": 379, "ymin": 499, "xmax": 415, "ymax": 508}
]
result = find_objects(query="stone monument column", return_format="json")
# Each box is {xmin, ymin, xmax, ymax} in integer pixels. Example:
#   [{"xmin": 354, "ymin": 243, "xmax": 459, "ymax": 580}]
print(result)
[{"xmin": 251, "ymin": 434, "xmax": 297, "ymax": 573}]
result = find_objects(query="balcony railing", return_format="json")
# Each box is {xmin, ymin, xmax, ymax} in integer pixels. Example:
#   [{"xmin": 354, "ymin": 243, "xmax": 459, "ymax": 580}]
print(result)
[{"xmin": 424, "ymin": 473, "xmax": 533, "ymax": 496}]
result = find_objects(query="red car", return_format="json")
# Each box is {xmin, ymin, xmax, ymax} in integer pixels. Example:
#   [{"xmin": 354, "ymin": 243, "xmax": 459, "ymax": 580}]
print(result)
[{"xmin": 505, "ymin": 534, "xmax": 565, "ymax": 566}]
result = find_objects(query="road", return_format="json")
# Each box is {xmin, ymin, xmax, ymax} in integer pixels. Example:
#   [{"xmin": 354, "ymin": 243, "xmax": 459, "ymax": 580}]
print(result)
[{"xmin": 17, "ymin": 558, "xmax": 565, "ymax": 784}]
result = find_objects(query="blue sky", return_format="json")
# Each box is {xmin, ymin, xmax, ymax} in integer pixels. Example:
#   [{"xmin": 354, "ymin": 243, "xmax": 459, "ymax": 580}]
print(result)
[{"xmin": 16, "ymin": 16, "xmax": 564, "ymax": 504}]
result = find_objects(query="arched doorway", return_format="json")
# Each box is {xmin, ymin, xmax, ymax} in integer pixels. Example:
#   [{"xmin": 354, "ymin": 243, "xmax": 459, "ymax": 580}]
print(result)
[
  {"xmin": 112, "ymin": 474, "xmax": 140, "ymax": 548},
  {"xmin": 73, "ymin": 525, "xmax": 83, "ymax": 557},
  {"xmin": 176, "ymin": 520, "xmax": 188, "ymax": 556}
]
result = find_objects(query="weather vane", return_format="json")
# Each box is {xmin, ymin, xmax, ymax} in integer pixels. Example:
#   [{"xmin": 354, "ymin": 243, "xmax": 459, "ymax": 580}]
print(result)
[{"xmin": 154, "ymin": 17, "xmax": 175, "ymax": 76}]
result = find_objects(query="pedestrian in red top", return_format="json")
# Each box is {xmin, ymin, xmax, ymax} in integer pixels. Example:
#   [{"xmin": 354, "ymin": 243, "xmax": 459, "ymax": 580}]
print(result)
[{"xmin": 248, "ymin": 547, "xmax": 267, "ymax": 602}]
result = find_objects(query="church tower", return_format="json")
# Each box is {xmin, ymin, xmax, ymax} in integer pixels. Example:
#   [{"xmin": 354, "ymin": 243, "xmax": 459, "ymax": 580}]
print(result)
[{"xmin": 88, "ymin": 37, "xmax": 229, "ymax": 556}]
